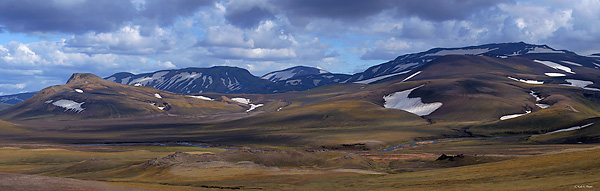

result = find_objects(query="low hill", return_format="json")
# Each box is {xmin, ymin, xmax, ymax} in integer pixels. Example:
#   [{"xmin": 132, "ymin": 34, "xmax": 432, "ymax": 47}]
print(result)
[{"xmin": 0, "ymin": 73, "xmax": 247, "ymax": 121}]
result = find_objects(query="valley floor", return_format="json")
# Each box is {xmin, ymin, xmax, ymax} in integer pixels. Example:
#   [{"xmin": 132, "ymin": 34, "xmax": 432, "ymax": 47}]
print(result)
[{"xmin": 0, "ymin": 136, "xmax": 598, "ymax": 190}]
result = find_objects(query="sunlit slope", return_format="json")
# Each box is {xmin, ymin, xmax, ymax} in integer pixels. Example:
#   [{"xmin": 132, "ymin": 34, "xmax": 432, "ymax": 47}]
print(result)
[{"xmin": 0, "ymin": 73, "xmax": 246, "ymax": 120}]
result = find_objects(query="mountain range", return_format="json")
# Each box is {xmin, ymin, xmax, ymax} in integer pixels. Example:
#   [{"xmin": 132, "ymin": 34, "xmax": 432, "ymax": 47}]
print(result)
[
  {"xmin": 1, "ymin": 42, "xmax": 599, "ymax": 147},
  {"xmin": 3, "ymin": 42, "xmax": 598, "ymax": 107}
]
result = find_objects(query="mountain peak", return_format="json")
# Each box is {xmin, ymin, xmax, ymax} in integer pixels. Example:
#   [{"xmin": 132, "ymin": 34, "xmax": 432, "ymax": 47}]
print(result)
[
  {"xmin": 261, "ymin": 66, "xmax": 329, "ymax": 82},
  {"xmin": 66, "ymin": 73, "xmax": 104, "ymax": 84}
]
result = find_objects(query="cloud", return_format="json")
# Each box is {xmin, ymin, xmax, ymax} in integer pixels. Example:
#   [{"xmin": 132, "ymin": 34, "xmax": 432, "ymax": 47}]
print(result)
[
  {"xmin": 66, "ymin": 25, "xmax": 177, "ymax": 55},
  {"xmin": 224, "ymin": 0, "xmax": 275, "ymax": 28},
  {"xmin": 0, "ymin": 0, "xmax": 214, "ymax": 34},
  {"xmin": 361, "ymin": 38, "xmax": 411, "ymax": 60}
]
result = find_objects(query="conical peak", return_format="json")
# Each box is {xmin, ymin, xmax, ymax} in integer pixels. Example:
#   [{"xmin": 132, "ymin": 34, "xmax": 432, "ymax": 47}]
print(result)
[{"xmin": 66, "ymin": 73, "xmax": 103, "ymax": 84}]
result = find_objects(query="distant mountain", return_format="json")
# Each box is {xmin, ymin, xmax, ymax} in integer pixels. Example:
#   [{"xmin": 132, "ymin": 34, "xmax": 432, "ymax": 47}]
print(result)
[
  {"xmin": 346, "ymin": 42, "xmax": 581, "ymax": 84},
  {"xmin": 0, "ymin": 92, "xmax": 37, "ymax": 104},
  {"xmin": 106, "ymin": 66, "xmax": 352, "ymax": 94},
  {"xmin": 104, "ymin": 42, "xmax": 600, "ymax": 95},
  {"xmin": 261, "ymin": 66, "xmax": 329, "ymax": 82},
  {"xmin": 106, "ymin": 66, "xmax": 272, "ymax": 94},
  {"xmin": 269, "ymin": 73, "xmax": 352, "ymax": 93},
  {"xmin": 0, "ymin": 103, "xmax": 12, "ymax": 110},
  {"xmin": 0, "ymin": 73, "xmax": 247, "ymax": 120}
]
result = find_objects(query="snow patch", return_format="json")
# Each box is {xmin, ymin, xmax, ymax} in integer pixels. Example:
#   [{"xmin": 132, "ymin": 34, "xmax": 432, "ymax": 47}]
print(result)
[
  {"xmin": 134, "ymin": 83, "xmax": 142, "ymax": 87},
  {"xmin": 561, "ymin": 61, "xmax": 582, "ymax": 67},
  {"xmin": 154, "ymin": 93, "xmax": 162, "ymax": 99},
  {"xmin": 45, "ymin": 100, "xmax": 53, "ymax": 104},
  {"xmin": 74, "ymin": 89, "xmax": 83, "ymax": 93},
  {"xmin": 188, "ymin": 95, "xmax": 213, "ymax": 101},
  {"xmin": 533, "ymin": 60, "xmax": 574, "ymax": 74},
  {"xmin": 52, "ymin": 99, "xmax": 85, "ymax": 113},
  {"xmin": 500, "ymin": 110, "xmax": 531, "ymax": 120},
  {"xmin": 392, "ymin": 62, "xmax": 419, "ymax": 73},
  {"xmin": 246, "ymin": 104, "xmax": 264, "ymax": 112},
  {"xmin": 425, "ymin": 48, "xmax": 498, "ymax": 57},
  {"xmin": 157, "ymin": 106, "xmax": 165, "ymax": 110},
  {"xmin": 546, "ymin": 123, "xmax": 594, "ymax": 134},
  {"xmin": 383, "ymin": 85, "xmax": 443, "ymax": 116},
  {"xmin": 286, "ymin": 79, "xmax": 302, "ymax": 85},
  {"xmin": 530, "ymin": 90, "xmax": 549, "ymax": 108},
  {"xmin": 313, "ymin": 79, "xmax": 321, "ymax": 86},
  {"xmin": 561, "ymin": 79, "xmax": 600, "ymax": 91},
  {"xmin": 536, "ymin": 104, "xmax": 550, "ymax": 109},
  {"xmin": 354, "ymin": 70, "xmax": 410, "ymax": 84},
  {"xmin": 106, "ymin": 77, "xmax": 116, "ymax": 82},
  {"xmin": 529, "ymin": 91, "xmax": 543, "ymax": 102},
  {"xmin": 231, "ymin": 98, "xmax": 250, "ymax": 104},
  {"xmin": 263, "ymin": 70, "xmax": 297, "ymax": 81},
  {"xmin": 508, "ymin": 77, "xmax": 544, "ymax": 84},
  {"xmin": 528, "ymin": 47, "xmax": 565, "ymax": 54},
  {"xmin": 545, "ymin": 73, "xmax": 566, "ymax": 77},
  {"xmin": 402, "ymin": 71, "xmax": 422, "ymax": 82}
]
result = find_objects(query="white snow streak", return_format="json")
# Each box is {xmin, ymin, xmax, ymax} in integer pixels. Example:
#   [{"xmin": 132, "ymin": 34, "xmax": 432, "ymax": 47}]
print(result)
[
  {"xmin": 508, "ymin": 77, "xmax": 544, "ymax": 84},
  {"xmin": 546, "ymin": 123, "xmax": 594, "ymax": 134},
  {"xmin": 286, "ymin": 79, "xmax": 302, "ymax": 85},
  {"xmin": 561, "ymin": 79, "xmax": 600, "ymax": 91},
  {"xmin": 52, "ymin": 99, "xmax": 85, "ymax": 113},
  {"xmin": 383, "ymin": 85, "xmax": 442, "ymax": 116},
  {"xmin": 246, "ymin": 104, "xmax": 264, "ymax": 112},
  {"xmin": 545, "ymin": 73, "xmax": 566, "ymax": 77},
  {"xmin": 74, "ymin": 89, "xmax": 84, "ymax": 93},
  {"xmin": 188, "ymin": 95, "xmax": 213, "ymax": 101},
  {"xmin": 528, "ymin": 47, "xmax": 565, "ymax": 54},
  {"xmin": 154, "ymin": 93, "xmax": 162, "ymax": 99},
  {"xmin": 231, "ymin": 98, "xmax": 250, "ymax": 104},
  {"xmin": 402, "ymin": 71, "xmax": 422, "ymax": 82},
  {"xmin": 45, "ymin": 100, "xmax": 53, "ymax": 104},
  {"xmin": 500, "ymin": 110, "xmax": 531, "ymax": 120},
  {"xmin": 354, "ymin": 70, "xmax": 410, "ymax": 84},
  {"xmin": 536, "ymin": 104, "xmax": 550, "ymax": 109},
  {"xmin": 561, "ymin": 61, "xmax": 582, "ymax": 66},
  {"xmin": 529, "ymin": 90, "xmax": 543, "ymax": 102},
  {"xmin": 534, "ymin": 60, "xmax": 575, "ymax": 74},
  {"xmin": 425, "ymin": 48, "xmax": 497, "ymax": 57}
]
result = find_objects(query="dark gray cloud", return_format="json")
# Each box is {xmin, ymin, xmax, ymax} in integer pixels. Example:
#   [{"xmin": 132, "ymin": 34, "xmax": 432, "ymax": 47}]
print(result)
[
  {"xmin": 223, "ymin": 0, "xmax": 512, "ymax": 29},
  {"xmin": 0, "ymin": 0, "xmax": 136, "ymax": 34},
  {"xmin": 393, "ymin": 0, "xmax": 513, "ymax": 21},
  {"xmin": 225, "ymin": 6, "xmax": 275, "ymax": 29},
  {"xmin": 0, "ymin": 0, "xmax": 214, "ymax": 34},
  {"xmin": 140, "ymin": 0, "xmax": 215, "ymax": 27}
]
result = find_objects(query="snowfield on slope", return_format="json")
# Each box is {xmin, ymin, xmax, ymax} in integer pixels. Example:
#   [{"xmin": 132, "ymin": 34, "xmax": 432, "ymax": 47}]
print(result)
[
  {"xmin": 231, "ymin": 98, "xmax": 250, "ymax": 104},
  {"xmin": 500, "ymin": 110, "xmax": 531, "ymax": 120},
  {"xmin": 546, "ymin": 123, "xmax": 594, "ymax": 134},
  {"xmin": 354, "ymin": 70, "xmax": 410, "ymax": 84},
  {"xmin": 561, "ymin": 79, "xmax": 600, "ymax": 91},
  {"xmin": 52, "ymin": 100, "xmax": 85, "ymax": 113},
  {"xmin": 508, "ymin": 77, "xmax": 544, "ymax": 84},
  {"xmin": 383, "ymin": 85, "xmax": 442, "ymax": 116},
  {"xmin": 424, "ymin": 48, "xmax": 498, "ymax": 56},
  {"xmin": 533, "ymin": 60, "xmax": 574, "ymax": 74},
  {"xmin": 402, "ymin": 71, "xmax": 422, "ymax": 82},
  {"xmin": 188, "ymin": 95, "xmax": 213, "ymax": 101},
  {"xmin": 545, "ymin": 73, "xmax": 566, "ymax": 77},
  {"xmin": 246, "ymin": 104, "xmax": 264, "ymax": 112}
]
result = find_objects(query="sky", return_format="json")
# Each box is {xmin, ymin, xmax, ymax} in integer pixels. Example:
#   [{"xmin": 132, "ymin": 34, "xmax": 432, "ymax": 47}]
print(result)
[{"xmin": 0, "ymin": 0, "xmax": 599, "ymax": 95}]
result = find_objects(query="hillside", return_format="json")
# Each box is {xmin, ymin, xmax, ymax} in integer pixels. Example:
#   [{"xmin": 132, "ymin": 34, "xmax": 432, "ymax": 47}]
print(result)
[{"xmin": 0, "ymin": 73, "xmax": 249, "ymax": 121}]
